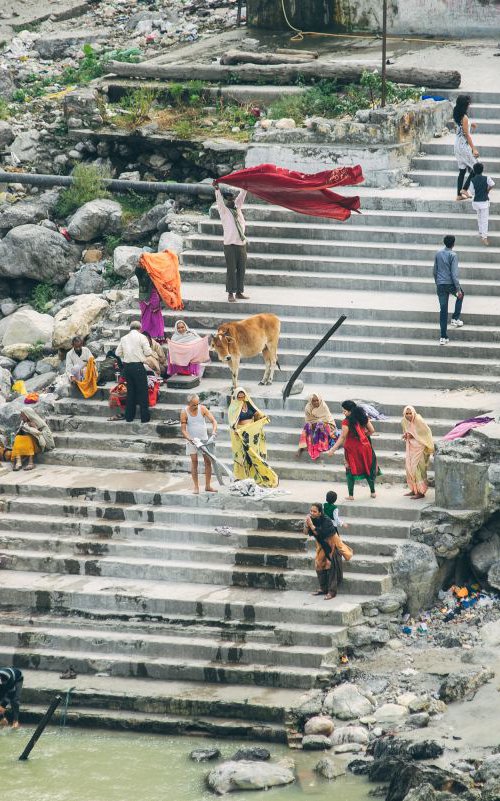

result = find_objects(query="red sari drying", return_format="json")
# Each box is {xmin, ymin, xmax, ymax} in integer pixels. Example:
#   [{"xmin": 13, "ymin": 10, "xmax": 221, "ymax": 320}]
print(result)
[{"xmin": 216, "ymin": 164, "xmax": 364, "ymax": 221}]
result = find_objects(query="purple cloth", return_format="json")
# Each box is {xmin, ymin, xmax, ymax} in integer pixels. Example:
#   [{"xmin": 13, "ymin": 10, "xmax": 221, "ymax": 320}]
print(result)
[
  {"xmin": 443, "ymin": 416, "xmax": 494, "ymax": 441},
  {"xmin": 167, "ymin": 353, "xmax": 203, "ymax": 377},
  {"xmin": 140, "ymin": 287, "xmax": 164, "ymax": 339}
]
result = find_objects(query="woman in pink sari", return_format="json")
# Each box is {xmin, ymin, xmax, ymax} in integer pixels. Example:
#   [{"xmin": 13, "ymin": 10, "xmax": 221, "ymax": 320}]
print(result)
[
  {"xmin": 297, "ymin": 394, "xmax": 338, "ymax": 460},
  {"xmin": 167, "ymin": 320, "xmax": 204, "ymax": 378},
  {"xmin": 402, "ymin": 406, "xmax": 434, "ymax": 499}
]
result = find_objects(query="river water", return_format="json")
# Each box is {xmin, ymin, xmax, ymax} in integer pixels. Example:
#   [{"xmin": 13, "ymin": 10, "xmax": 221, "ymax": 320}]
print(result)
[{"xmin": 1, "ymin": 727, "xmax": 371, "ymax": 801}]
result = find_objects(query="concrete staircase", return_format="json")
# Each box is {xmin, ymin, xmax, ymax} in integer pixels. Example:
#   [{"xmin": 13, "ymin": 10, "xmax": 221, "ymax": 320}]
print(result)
[{"xmin": 0, "ymin": 92, "xmax": 499, "ymax": 738}]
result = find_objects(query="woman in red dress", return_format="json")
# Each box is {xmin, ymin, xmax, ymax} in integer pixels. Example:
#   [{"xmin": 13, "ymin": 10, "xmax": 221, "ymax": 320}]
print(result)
[{"xmin": 327, "ymin": 400, "xmax": 380, "ymax": 500}]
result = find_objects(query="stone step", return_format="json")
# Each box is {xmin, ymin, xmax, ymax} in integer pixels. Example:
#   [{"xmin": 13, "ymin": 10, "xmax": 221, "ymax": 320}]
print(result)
[
  {"xmin": 412, "ymin": 154, "xmax": 500, "ymax": 172},
  {"xmin": 184, "ymin": 249, "xmax": 500, "ymax": 284},
  {"xmin": 0, "ymin": 548, "xmax": 392, "ymax": 595},
  {"xmin": 0, "ymin": 642, "xmax": 324, "ymax": 690},
  {"xmin": 423, "ymin": 140, "xmax": 500, "ymax": 158},
  {"xmin": 209, "ymin": 203, "xmax": 500, "ymax": 230},
  {"xmin": 186, "ymin": 233, "xmax": 500, "ymax": 264},
  {"xmin": 194, "ymin": 219, "xmax": 500, "ymax": 248},
  {"xmin": 179, "ymin": 263, "xmax": 500, "ymax": 296},
  {"xmin": 409, "ymin": 169, "xmax": 500, "ymax": 188},
  {"xmin": 0, "ymin": 623, "xmax": 334, "ymax": 670},
  {"xmin": 0, "ymin": 571, "xmax": 367, "ymax": 627}
]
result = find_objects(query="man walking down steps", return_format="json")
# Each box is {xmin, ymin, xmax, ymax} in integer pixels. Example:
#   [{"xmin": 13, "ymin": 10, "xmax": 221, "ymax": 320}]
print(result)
[
  {"xmin": 433, "ymin": 234, "xmax": 464, "ymax": 346},
  {"xmin": 214, "ymin": 181, "xmax": 249, "ymax": 303}
]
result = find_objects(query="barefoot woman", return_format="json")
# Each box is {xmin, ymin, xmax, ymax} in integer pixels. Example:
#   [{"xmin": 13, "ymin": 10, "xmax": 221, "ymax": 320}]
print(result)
[{"xmin": 327, "ymin": 400, "xmax": 380, "ymax": 500}]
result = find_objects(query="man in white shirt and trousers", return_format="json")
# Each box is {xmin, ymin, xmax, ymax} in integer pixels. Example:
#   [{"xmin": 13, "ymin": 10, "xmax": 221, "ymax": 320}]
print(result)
[
  {"xmin": 214, "ymin": 182, "xmax": 249, "ymax": 303},
  {"xmin": 115, "ymin": 321, "xmax": 153, "ymax": 423}
]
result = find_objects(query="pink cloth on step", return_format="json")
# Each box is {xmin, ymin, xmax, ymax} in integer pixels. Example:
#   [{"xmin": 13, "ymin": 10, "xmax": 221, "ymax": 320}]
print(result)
[{"xmin": 167, "ymin": 335, "xmax": 210, "ymax": 367}]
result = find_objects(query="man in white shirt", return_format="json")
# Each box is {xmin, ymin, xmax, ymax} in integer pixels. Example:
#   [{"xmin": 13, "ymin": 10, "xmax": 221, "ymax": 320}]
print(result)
[
  {"xmin": 214, "ymin": 182, "xmax": 249, "ymax": 303},
  {"xmin": 66, "ymin": 336, "xmax": 93, "ymax": 382},
  {"xmin": 115, "ymin": 321, "xmax": 153, "ymax": 423}
]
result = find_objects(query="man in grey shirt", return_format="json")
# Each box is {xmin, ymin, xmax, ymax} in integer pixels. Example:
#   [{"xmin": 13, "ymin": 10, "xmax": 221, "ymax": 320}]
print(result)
[{"xmin": 433, "ymin": 235, "xmax": 464, "ymax": 345}]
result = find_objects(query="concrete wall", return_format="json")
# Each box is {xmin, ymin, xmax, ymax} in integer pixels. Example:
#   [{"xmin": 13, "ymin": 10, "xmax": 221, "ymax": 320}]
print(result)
[{"xmin": 247, "ymin": 0, "xmax": 500, "ymax": 37}]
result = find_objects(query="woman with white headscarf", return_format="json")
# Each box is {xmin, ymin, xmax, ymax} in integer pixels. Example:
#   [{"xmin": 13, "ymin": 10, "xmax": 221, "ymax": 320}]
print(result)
[
  {"xmin": 297, "ymin": 393, "xmax": 339, "ymax": 460},
  {"xmin": 10, "ymin": 406, "xmax": 55, "ymax": 471},
  {"xmin": 167, "ymin": 320, "xmax": 205, "ymax": 378}
]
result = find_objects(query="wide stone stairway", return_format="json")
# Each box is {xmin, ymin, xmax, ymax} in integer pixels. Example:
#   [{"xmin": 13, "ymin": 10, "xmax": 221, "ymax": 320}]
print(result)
[{"xmin": 0, "ymin": 89, "xmax": 499, "ymax": 740}]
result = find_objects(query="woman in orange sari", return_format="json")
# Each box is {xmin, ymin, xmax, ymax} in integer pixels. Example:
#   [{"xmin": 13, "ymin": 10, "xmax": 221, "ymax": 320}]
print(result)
[{"xmin": 402, "ymin": 406, "xmax": 434, "ymax": 499}]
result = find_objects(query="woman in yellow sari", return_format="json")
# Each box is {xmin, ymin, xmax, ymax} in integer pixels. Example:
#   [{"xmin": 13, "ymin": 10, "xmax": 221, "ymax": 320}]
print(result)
[
  {"xmin": 228, "ymin": 387, "xmax": 278, "ymax": 488},
  {"xmin": 11, "ymin": 407, "xmax": 55, "ymax": 471},
  {"xmin": 402, "ymin": 405, "xmax": 434, "ymax": 499}
]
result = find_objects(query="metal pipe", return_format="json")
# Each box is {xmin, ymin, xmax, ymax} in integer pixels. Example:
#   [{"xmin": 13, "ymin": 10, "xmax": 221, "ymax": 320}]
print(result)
[
  {"xmin": 0, "ymin": 172, "xmax": 215, "ymax": 197},
  {"xmin": 18, "ymin": 695, "xmax": 62, "ymax": 761},
  {"xmin": 381, "ymin": 0, "xmax": 388, "ymax": 108}
]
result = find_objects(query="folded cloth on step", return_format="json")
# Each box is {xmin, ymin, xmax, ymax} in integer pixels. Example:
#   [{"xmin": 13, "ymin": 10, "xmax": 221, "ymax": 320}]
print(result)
[
  {"xmin": 443, "ymin": 416, "xmax": 494, "ymax": 441},
  {"xmin": 139, "ymin": 250, "xmax": 184, "ymax": 311},
  {"xmin": 216, "ymin": 163, "xmax": 364, "ymax": 221},
  {"xmin": 167, "ymin": 335, "xmax": 210, "ymax": 367}
]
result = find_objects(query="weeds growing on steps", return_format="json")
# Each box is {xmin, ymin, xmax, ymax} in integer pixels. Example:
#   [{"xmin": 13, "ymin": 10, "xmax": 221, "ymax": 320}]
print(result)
[
  {"xmin": 267, "ymin": 72, "xmax": 421, "ymax": 124},
  {"xmin": 55, "ymin": 164, "xmax": 111, "ymax": 218}
]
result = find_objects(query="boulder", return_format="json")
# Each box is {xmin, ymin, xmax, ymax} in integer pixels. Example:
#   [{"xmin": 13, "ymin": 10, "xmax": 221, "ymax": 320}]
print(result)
[
  {"xmin": 475, "ymin": 754, "xmax": 500, "ymax": 782},
  {"xmin": 373, "ymin": 703, "xmax": 408, "ymax": 725},
  {"xmin": 157, "ymin": 231, "xmax": 183, "ymax": 255},
  {"xmin": 439, "ymin": 668, "xmax": 494, "ymax": 703},
  {"xmin": 0, "ymin": 394, "xmax": 56, "ymax": 434},
  {"xmin": 2, "ymin": 344, "xmax": 32, "ymax": 361},
  {"xmin": 67, "ymin": 199, "xmax": 122, "ymax": 242},
  {"xmin": 0, "ymin": 356, "xmax": 15, "ymax": 370},
  {"xmin": 304, "ymin": 715, "xmax": 335, "ymax": 737},
  {"xmin": 481, "ymin": 778, "xmax": 500, "ymax": 801},
  {"xmin": 330, "ymin": 726, "xmax": 369, "ymax": 746},
  {"xmin": 301, "ymin": 735, "xmax": 332, "ymax": 751},
  {"xmin": 232, "ymin": 747, "xmax": 270, "ymax": 762},
  {"xmin": 64, "ymin": 264, "xmax": 105, "ymax": 296},
  {"xmin": 0, "ymin": 225, "xmax": 80, "ymax": 284},
  {"xmin": 406, "ymin": 713, "xmax": 430, "ymax": 728},
  {"xmin": 0, "ymin": 300, "xmax": 17, "ymax": 317},
  {"xmin": 2, "ymin": 308, "xmax": 54, "ymax": 349},
  {"xmin": 0, "ymin": 121, "xmax": 14, "ymax": 149},
  {"xmin": 324, "ymin": 683, "xmax": 375, "ymax": 721},
  {"xmin": 348, "ymin": 625, "xmax": 390, "ymax": 647},
  {"xmin": 333, "ymin": 743, "xmax": 364, "ymax": 754},
  {"xmin": 24, "ymin": 372, "xmax": 56, "ymax": 393},
  {"xmin": 376, "ymin": 590, "xmax": 407, "ymax": 613},
  {"xmin": 113, "ymin": 246, "xmax": 143, "ymax": 279},
  {"xmin": 487, "ymin": 560, "xmax": 500, "ymax": 590},
  {"xmin": 52, "ymin": 294, "xmax": 108, "ymax": 350},
  {"xmin": 206, "ymin": 760, "xmax": 295, "ymax": 795},
  {"xmin": 83, "ymin": 249, "xmax": 103, "ymax": 263},
  {"xmin": 386, "ymin": 763, "xmax": 471, "ymax": 801},
  {"xmin": 0, "ymin": 191, "xmax": 59, "ymax": 234},
  {"xmin": 12, "ymin": 360, "xmax": 35, "ymax": 381},
  {"xmin": 390, "ymin": 541, "xmax": 440, "ymax": 615},
  {"xmin": 122, "ymin": 202, "xmax": 173, "ymax": 242},
  {"xmin": 370, "ymin": 737, "xmax": 444, "ymax": 762},
  {"xmin": 314, "ymin": 757, "xmax": 345, "ymax": 780},
  {"xmin": 190, "ymin": 748, "xmax": 221, "ymax": 762},
  {"xmin": 36, "ymin": 359, "xmax": 58, "ymax": 375},
  {"xmin": 10, "ymin": 130, "xmax": 40, "ymax": 164},
  {"xmin": 34, "ymin": 31, "xmax": 110, "ymax": 59},
  {"xmin": 470, "ymin": 534, "xmax": 500, "ymax": 581},
  {"xmin": 0, "ymin": 367, "xmax": 11, "ymax": 397}
]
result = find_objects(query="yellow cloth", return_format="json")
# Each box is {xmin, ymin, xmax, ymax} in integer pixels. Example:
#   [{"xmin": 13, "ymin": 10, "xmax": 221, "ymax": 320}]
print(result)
[
  {"xmin": 11, "ymin": 434, "xmax": 39, "ymax": 459},
  {"xmin": 12, "ymin": 380, "xmax": 27, "ymax": 395},
  {"xmin": 402, "ymin": 406, "xmax": 434, "ymax": 453},
  {"xmin": 75, "ymin": 355, "xmax": 98, "ymax": 399},
  {"xmin": 228, "ymin": 387, "xmax": 278, "ymax": 488}
]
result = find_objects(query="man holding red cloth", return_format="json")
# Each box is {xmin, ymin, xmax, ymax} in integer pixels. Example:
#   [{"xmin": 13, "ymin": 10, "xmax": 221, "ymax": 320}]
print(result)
[{"xmin": 213, "ymin": 181, "xmax": 249, "ymax": 303}]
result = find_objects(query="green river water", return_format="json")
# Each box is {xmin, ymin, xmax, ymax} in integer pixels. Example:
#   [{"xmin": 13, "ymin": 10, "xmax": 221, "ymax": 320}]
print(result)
[{"xmin": 0, "ymin": 728, "xmax": 371, "ymax": 801}]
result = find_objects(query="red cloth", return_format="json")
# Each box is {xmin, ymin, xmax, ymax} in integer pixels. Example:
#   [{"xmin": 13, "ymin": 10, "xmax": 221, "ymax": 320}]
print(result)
[
  {"xmin": 343, "ymin": 420, "xmax": 376, "ymax": 477},
  {"xmin": 216, "ymin": 164, "xmax": 364, "ymax": 221}
]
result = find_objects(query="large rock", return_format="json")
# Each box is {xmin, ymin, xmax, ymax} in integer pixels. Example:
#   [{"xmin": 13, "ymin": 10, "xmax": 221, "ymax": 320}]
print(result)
[
  {"xmin": 470, "ymin": 534, "xmax": 500, "ymax": 581},
  {"xmin": 314, "ymin": 757, "xmax": 345, "ymax": 780},
  {"xmin": 10, "ymin": 130, "xmax": 40, "ymax": 164},
  {"xmin": 2, "ymin": 344, "xmax": 32, "ymax": 361},
  {"xmin": 330, "ymin": 726, "xmax": 369, "ymax": 746},
  {"xmin": 12, "ymin": 360, "xmax": 36, "ymax": 381},
  {"xmin": 0, "ymin": 394, "xmax": 56, "ymax": 434},
  {"xmin": 487, "ymin": 560, "xmax": 500, "ymax": 591},
  {"xmin": 475, "ymin": 754, "xmax": 500, "ymax": 783},
  {"xmin": 0, "ymin": 300, "xmax": 17, "ymax": 317},
  {"xmin": 0, "ymin": 367, "xmax": 11, "ymax": 398},
  {"xmin": 122, "ymin": 202, "xmax": 173, "ymax": 242},
  {"xmin": 304, "ymin": 715, "xmax": 335, "ymax": 737},
  {"xmin": 0, "ymin": 225, "xmax": 80, "ymax": 284},
  {"xmin": 52, "ymin": 294, "xmax": 108, "ymax": 349},
  {"xmin": 0, "ymin": 121, "xmax": 14, "ymax": 149},
  {"xmin": 439, "ymin": 668, "xmax": 494, "ymax": 703},
  {"xmin": 2, "ymin": 308, "xmax": 54, "ymax": 349},
  {"xmin": 481, "ymin": 779, "xmax": 500, "ymax": 801},
  {"xmin": 34, "ymin": 31, "xmax": 110, "ymax": 59},
  {"xmin": 113, "ymin": 246, "xmax": 143, "ymax": 279},
  {"xmin": 324, "ymin": 683, "xmax": 375, "ymax": 721},
  {"xmin": 64, "ymin": 264, "xmax": 105, "ymax": 296},
  {"xmin": 190, "ymin": 748, "xmax": 220, "ymax": 762},
  {"xmin": 232, "ymin": 747, "xmax": 270, "ymax": 761},
  {"xmin": 390, "ymin": 542, "xmax": 440, "ymax": 615},
  {"xmin": 0, "ymin": 191, "xmax": 59, "ymax": 234},
  {"xmin": 373, "ymin": 703, "xmax": 408, "ymax": 725},
  {"xmin": 67, "ymin": 200, "xmax": 122, "ymax": 242},
  {"xmin": 24, "ymin": 372, "xmax": 57, "ymax": 393},
  {"xmin": 206, "ymin": 760, "xmax": 295, "ymax": 795},
  {"xmin": 157, "ymin": 231, "xmax": 183, "ymax": 255},
  {"xmin": 301, "ymin": 735, "xmax": 332, "ymax": 751}
]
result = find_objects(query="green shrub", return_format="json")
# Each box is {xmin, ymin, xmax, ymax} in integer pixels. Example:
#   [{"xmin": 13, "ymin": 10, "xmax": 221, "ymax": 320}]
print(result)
[
  {"xmin": 31, "ymin": 283, "xmax": 58, "ymax": 313},
  {"xmin": 103, "ymin": 260, "xmax": 123, "ymax": 287},
  {"xmin": 103, "ymin": 233, "xmax": 123, "ymax": 254},
  {"xmin": 61, "ymin": 44, "xmax": 105, "ymax": 85},
  {"xmin": 55, "ymin": 164, "xmax": 111, "ymax": 218},
  {"xmin": 121, "ymin": 88, "xmax": 159, "ymax": 127},
  {"xmin": 119, "ymin": 191, "xmax": 154, "ymax": 221},
  {"xmin": 27, "ymin": 340, "xmax": 46, "ymax": 361},
  {"xmin": 11, "ymin": 89, "xmax": 26, "ymax": 103}
]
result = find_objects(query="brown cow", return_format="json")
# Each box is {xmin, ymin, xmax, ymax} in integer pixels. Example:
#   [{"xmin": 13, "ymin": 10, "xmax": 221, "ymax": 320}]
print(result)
[{"xmin": 211, "ymin": 313, "xmax": 281, "ymax": 387}]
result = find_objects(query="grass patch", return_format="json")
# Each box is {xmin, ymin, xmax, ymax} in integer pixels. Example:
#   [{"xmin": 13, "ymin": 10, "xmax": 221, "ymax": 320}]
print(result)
[
  {"xmin": 268, "ymin": 72, "xmax": 421, "ymax": 124},
  {"xmin": 118, "ymin": 191, "xmax": 154, "ymax": 222},
  {"xmin": 26, "ymin": 341, "xmax": 46, "ymax": 361},
  {"xmin": 103, "ymin": 259, "xmax": 123, "ymax": 287},
  {"xmin": 103, "ymin": 233, "xmax": 123, "ymax": 255},
  {"xmin": 55, "ymin": 164, "xmax": 111, "ymax": 218},
  {"xmin": 0, "ymin": 98, "xmax": 9, "ymax": 120},
  {"xmin": 119, "ymin": 88, "xmax": 159, "ymax": 128},
  {"xmin": 31, "ymin": 283, "xmax": 61, "ymax": 313}
]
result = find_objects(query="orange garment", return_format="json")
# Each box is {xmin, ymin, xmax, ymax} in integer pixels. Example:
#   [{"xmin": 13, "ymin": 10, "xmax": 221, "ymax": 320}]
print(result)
[
  {"xmin": 11, "ymin": 434, "xmax": 39, "ymax": 459},
  {"xmin": 75, "ymin": 355, "xmax": 98, "ymax": 399},
  {"xmin": 140, "ymin": 250, "xmax": 184, "ymax": 311}
]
